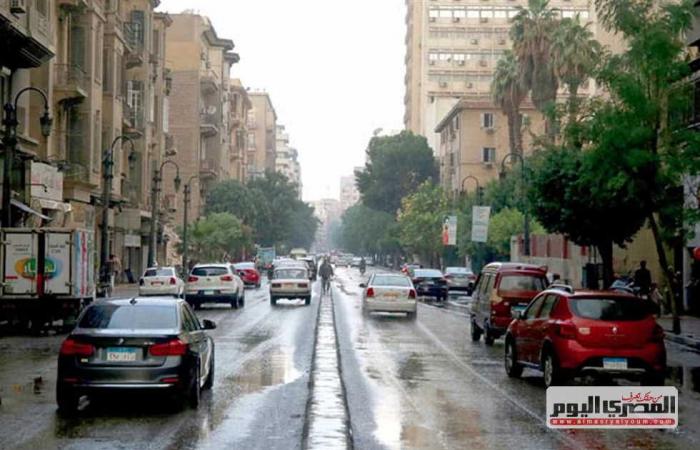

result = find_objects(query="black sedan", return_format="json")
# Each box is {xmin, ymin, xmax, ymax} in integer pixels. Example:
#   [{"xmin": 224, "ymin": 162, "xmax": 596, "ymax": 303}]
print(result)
[
  {"xmin": 411, "ymin": 269, "xmax": 448, "ymax": 301},
  {"xmin": 56, "ymin": 297, "xmax": 216, "ymax": 413}
]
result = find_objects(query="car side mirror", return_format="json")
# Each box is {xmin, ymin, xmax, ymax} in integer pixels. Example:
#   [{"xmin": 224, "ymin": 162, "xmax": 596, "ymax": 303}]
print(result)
[
  {"xmin": 202, "ymin": 319, "xmax": 217, "ymax": 330},
  {"xmin": 359, "ymin": 283, "xmax": 366, "ymax": 288},
  {"xmin": 511, "ymin": 309, "xmax": 523, "ymax": 320}
]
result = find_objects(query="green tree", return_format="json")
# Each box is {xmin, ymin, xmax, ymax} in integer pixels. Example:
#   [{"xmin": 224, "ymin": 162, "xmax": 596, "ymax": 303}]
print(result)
[
  {"xmin": 510, "ymin": 0, "xmax": 560, "ymax": 140},
  {"xmin": 204, "ymin": 179, "xmax": 261, "ymax": 226},
  {"xmin": 397, "ymin": 182, "xmax": 449, "ymax": 265},
  {"xmin": 180, "ymin": 213, "xmax": 252, "ymax": 263},
  {"xmin": 491, "ymin": 51, "xmax": 526, "ymax": 155},
  {"xmin": 488, "ymin": 208, "xmax": 544, "ymax": 257},
  {"xmin": 356, "ymin": 131, "xmax": 439, "ymax": 214},
  {"xmin": 339, "ymin": 204, "xmax": 397, "ymax": 256}
]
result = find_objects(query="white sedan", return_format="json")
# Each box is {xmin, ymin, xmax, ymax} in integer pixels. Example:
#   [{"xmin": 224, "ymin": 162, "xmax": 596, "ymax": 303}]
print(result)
[
  {"xmin": 360, "ymin": 273, "xmax": 417, "ymax": 320},
  {"xmin": 185, "ymin": 264, "xmax": 245, "ymax": 309},
  {"xmin": 138, "ymin": 266, "xmax": 184, "ymax": 297},
  {"xmin": 270, "ymin": 267, "xmax": 311, "ymax": 306}
]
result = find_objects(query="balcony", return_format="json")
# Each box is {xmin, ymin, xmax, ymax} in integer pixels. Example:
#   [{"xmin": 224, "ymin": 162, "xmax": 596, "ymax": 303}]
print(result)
[
  {"xmin": 54, "ymin": 64, "xmax": 87, "ymax": 103},
  {"xmin": 123, "ymin": 22, "xmax": 144, "ymax": 68},
  {"xmin": 200, "ymin": 68, "xmax": 219, "ymax": 94},
  {"xmin": 200, "ymin": 112, "xmax": 219, "ymax": 136},
  {"xmin": 0, "ymin": 1, "xmax": 54, "ymax": 69},
  {"xmin": 199, "ymin": 159, "xmax": 218, "ymax": 179},
  {"xmin": 122, "ymin": 101, "xmax": 144, "ymax": 130}
]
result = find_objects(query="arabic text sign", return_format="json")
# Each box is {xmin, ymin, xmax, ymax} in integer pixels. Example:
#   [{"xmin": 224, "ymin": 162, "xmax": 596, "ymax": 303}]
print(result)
[
  {"xmin": 471, "ymin": 206, "xmax": 491, "ymax": 243},
  {"xmin": 547, "ymin": 386, "xmax": 678, "ymax": 429}
]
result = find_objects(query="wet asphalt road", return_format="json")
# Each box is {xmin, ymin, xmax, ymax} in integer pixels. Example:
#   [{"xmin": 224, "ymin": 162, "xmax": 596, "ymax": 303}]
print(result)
[{"xmin": 1, "ymin": 267, "xmax": 700, "ymax": 449}]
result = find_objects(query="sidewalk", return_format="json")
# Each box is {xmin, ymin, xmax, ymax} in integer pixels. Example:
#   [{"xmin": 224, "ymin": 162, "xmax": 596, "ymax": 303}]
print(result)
[{"xmin": 658, "ymin": 315, "xmax": 700, "ymax": 352}]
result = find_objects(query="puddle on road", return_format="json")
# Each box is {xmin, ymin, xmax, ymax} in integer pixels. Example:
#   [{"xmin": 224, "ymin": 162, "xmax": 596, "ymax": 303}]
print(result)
[{"xmin": 222, "ymin": 345, "xmax": 301, "ymax": 396}]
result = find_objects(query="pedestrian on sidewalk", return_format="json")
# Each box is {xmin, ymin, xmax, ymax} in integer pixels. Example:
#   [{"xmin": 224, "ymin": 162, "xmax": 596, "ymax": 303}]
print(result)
[
  {"xmin": 109, "ymin": 254, "xmax": 121, "ymax": 285},
  {"xmin": 634, "ymin": 260, "xmax": 652, "ymax": 297},
  {"xmin": 649, "ymin": 282, "xmax": 664, "ymax": 316}
]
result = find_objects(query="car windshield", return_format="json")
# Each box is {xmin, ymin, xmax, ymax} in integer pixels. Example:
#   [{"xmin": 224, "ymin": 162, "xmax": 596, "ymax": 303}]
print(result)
[
  {"xmin": 569, "ymin": 297, "xmax": 654, "ymax": 321},
  {"xmin": 498, "ymin": 274, "xmax": 547, "ymax": 292},
  {"xmin": 79, "ymin": 304, "xmax": 178, "ymax": 329},
  {"xmin": 234, "ymin": 262, "xmax": 255, "ymax": 269},
  {"xmin": 143, "ymin": 268, "xmax": 174, "ymax": 277},
  {"xmin": 274, "ymin": 269, "xmax": 307, "ymax": 279},
  {"xmin": 192, "ymin": 266, "xmax": 229, "ymax": 276},
  {"xmin": 414, "ymin": 269, "xmax": 442, "ymax": 278},
  {"xmin": 372, "ymin": 275, "xmax": 411, "ymax": 287}
]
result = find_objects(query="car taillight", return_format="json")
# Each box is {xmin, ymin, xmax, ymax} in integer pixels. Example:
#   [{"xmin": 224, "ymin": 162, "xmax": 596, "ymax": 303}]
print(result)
[
  {"xmin": 555, "ymin": 322, "xmax": 577, "ymax": 339},
  {"xmin": 221, "ymin": 275, "xmax": 234, "ymax": 282},
  {"xmin": 651, "ymin": 324, "xmax": 664, "ymax": 343},
  {"xmin": 408, "ymin": 289, "xmax": 416, "ymax": 299},
  {"xmin": 367, "ymin": 287, "xmax": 375, "ymax": 298},
  {"xmin": 188, "ymin": 275, "xmax": 199, "ymax": 282},
  {"xmin": 297, "ymin": 283, "xmax": 308, "ymax": 288},
  {"xmin": 149, "ymin": 339, "xmax": 188, "ymax": 357},
  {"xmin": 271, "ymin": 283, "xmax": 281, "ymax": 288},
  {"xmin": 169, "ymin": 277, "xmax": 177, "ymax": 285},
  {"xmin": 60, "ymin": 338, "xmax": 94, "ymax": 357}
]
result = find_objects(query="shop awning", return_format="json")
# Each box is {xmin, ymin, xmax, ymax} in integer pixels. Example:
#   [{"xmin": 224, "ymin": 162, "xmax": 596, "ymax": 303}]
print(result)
[{"xmin": 11, "ymin": 199, "xmax": 52, "ymax": 221}]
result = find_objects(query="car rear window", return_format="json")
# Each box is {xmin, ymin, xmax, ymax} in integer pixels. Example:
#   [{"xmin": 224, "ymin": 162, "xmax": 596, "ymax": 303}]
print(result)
[
  {"xmin": 144, "ymin": 268, "xmax": 174, "ymax": 277},
  {"xmin": 372, "ymin": 275, "xmax": 411, "ymax": 287},
  {"xmin": 192, "ymin": 266, "xmax": 229, "ymax": 276},
  {"xmin": 234, "ymin": 262, "xmax": 255, "ymax": 270},
  {"xmin": 274, "ymin": 268, "xmax": 307, "ymax": 279},
  {"xmin": 569, "ymin": 297, "xmax": 654, "ymax": 321},
  {"xmin": 414, "ymin": 269, "xmax": 443, "ymax": 278},
  {"xmin": 79, "ymin": 304, "xmax": 178, "ymax": 329},
  {"xmin": 498, "ymin": 274, "xmax": 546, "ymax": 292}
]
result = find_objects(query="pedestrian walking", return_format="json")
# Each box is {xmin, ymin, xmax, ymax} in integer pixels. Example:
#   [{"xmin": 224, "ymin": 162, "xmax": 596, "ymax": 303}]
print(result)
[
  {"xmin": 634, "ymin": 260, "xmax": 652, "ymax": 297},
  {"xmin": 109, "ymin": 254, "xmax": 121, "ymax": 285}
]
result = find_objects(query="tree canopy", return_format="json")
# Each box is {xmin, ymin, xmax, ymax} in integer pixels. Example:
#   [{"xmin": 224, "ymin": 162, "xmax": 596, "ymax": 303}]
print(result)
[{"xmin": 180, "ymin": 213, "xmax": 252, "ymax": 263}]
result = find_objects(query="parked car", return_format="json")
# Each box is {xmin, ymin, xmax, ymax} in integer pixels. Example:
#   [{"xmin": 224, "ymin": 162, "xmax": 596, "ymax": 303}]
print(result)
[
  {"xmin": 351, "ymin": 257, "xmax": 362, "ymax": 268},
  {"xmin": 337, "ymin": 254, "xmax": 354, "ymax": 267},
  {"xmin": 270, "ymin": 266, "xmax": 312, "ymax": 306},
  {"xmin": 360, "ymin": 273, "xmax": 417, "ymax": 320},
  {"xmin": 411, "ymin": 269, "xmax": 448, "ymax": 301},
  {"xmin": 443, "ymin": 267, "xmax": 476, "ymax": 295},
  {"xmin": 185, "ymin": 264, "xmax": 244, "ymax": 309},
  {"xmin": 504, "ymin": 287, "xmax": 666, "ymax": 388},
  {"xmin": 233, "ymin": 262, "xmax": 261, "ymax": 289},
  {"xmin": 300, "ymin": 257, "xmax": 318, "ymax": 280},
  {"xmin": 56, "ymin": 297, "xmax": 216, "ymax": 413},
  {"xmin": 470, "ymin": 262, "xmax": 548, "ymax": 345},
  {"xmin": 138, "ymin": 267, "xmax": 184, "ymax": 297}
]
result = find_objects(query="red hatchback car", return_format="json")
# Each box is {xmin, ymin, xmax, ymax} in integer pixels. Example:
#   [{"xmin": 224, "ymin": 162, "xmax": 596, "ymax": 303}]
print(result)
[
  {"xmin": 504, "ymin": 287, "xmax": 666, "ymax": 388},
  {"xmin": 233, "ymin": 262, "xmax": 261, "ymax": 289}
]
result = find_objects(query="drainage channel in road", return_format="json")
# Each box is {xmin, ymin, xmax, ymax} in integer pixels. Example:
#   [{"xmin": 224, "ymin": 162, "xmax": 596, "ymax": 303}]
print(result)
[{"xmin": 305, "ymin": 288, "xmax": 352, "ymax": 450}]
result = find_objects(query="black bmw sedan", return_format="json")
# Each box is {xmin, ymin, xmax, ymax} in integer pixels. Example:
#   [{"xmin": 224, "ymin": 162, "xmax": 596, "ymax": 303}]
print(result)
[{"xmin": 56, "ymin": 297, "xmax": 216, "ymax": 413}]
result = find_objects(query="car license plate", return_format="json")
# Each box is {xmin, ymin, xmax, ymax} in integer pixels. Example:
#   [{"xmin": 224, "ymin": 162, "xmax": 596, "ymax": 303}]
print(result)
[
  {"xmin": 603, "ymin": 357, "xmax": 627, "ymax": 370},
  {"xmin": 204, "ymin": 290, "xmax": 216, "ymax": 295},
  {"xmin": 106, "ymin": 347, "xmax": 137, "ymax": 362},
  {"xmin": 283, "ymin": 283, "xmax": 295, "ymax": 289},
  {"xmin": 151, "ymin": 281, "xmax": 163, "ymax": 286}
]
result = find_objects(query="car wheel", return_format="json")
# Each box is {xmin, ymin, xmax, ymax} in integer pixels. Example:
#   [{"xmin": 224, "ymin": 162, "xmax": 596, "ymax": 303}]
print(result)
[
  {"xmin": 484, "ymin": 323, "xmax": 495, "ymax": 346},
  {"xmin": 542, "ymin": 351, "xmax": 565, "ymax": 388},
  {"xmin": 238, "ymin": 295, "xmax": 245, "ymax": 308},
  {"xmin": 641, "ymin": 371, "xmax": 666, "ymax": 386},
  {"xmin": 230, "ymin": 296, "xmax": 239, "ymax": 309},
  {"xmin": 304, "ymin": 296, "xmax": 311, "ymax": 306},
  {"xmin": 470, "ymin": 320, "xmax": 482, "ymax": 342},
  {"xmin": 188, "ymin": 365, "xmax": 201, "ymax": 408},
  {"xmin": 505, "ymin": 338, "xmax": 523, "ymax": 378},
  {"xmin": 203, "ymin": 349, "xmax": 215, "ymax": 390},
  {"xmin": 56, "ymin": 383, "xmax": 79, "ymax": 414},
  {"xmin": 270, "ymin": 296, "xmax": 277, "ymax": 306},
  {"xmin": 407, "ymin": 311, "xmax": 417, "ymax": 320},
  {"xmin": 255, "ymin": 283, "xmax": 261, "ymax": 289}
]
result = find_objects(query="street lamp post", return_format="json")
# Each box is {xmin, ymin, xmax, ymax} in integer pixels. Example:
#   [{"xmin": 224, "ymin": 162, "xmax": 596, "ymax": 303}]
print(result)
[
  {"xmin": 2, "ymin": 87, "xmax": 53, "ymax": 228},
  {"xmin": 460, "ymin": 175, "xmax": 482, "ymax": 204},
  {"xmin": 181, "ymin": 174, "xmax": 199, "ymax": 275},
  {"xmin": 499, "ymin": 153, "xmax": 530, "ymax": 257},
  {"xmin": 99, "ymin": 136, "xmax": 137, "ymax": 286},
  {"xmin": 147, "ymin": 160, "xmax": 181, "ymax": 268}
]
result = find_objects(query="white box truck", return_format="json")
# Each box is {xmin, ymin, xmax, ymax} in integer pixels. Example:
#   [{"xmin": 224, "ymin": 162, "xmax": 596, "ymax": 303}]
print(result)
[{"xmin": 0, "ymin": 228, "xmax": 95, "ymax": 333}]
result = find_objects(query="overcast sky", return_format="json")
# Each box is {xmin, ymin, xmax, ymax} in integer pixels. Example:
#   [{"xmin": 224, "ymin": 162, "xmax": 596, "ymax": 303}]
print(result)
[{"xmin": 158, "ymin": 0, "xmax": 406, "ymax": 201}]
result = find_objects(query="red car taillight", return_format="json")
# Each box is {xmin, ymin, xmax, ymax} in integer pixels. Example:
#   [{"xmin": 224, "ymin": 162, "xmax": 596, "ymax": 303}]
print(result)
[
  {"xmin": 60, "ymin": 338, "xmax": 94, "ymax": 357},
  {"xmin": 366, "ymin": 287, "xmax": 375, "ymax": 298},
  {"xmin": 169, "ymin": 277, "xmax": 177, "ymax": 285},
  {"xmin": 650, "ymin": 324, "xmax": 664, "ymax": 342},
  {"xmin": 555, "ymin": 322, "xmax": 577, "ymax": 339},
  {"xmin": 408, "ymin": 289, "xmax": 416, "ymax": 299},
  {"xmin": 221, "ymin": 275, "xmax": 234, "ymax": 282},
  {"xmin": 149, "ymin": 339, "xmax": 188, "ymax": 357},
  {"xmin": 188, "ymin": 275, "xmax": 199, "ymax": 282}
]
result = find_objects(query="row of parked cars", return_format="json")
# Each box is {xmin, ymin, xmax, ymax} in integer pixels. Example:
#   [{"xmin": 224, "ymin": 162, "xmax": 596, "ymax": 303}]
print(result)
[{"xmin": 468, "ymin": 262, "xmax": 666, "ymax": 388}]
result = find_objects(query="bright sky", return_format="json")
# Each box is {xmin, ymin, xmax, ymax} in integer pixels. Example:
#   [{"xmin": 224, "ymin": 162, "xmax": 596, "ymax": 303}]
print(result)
[{"xmin": 158, "ymin": 0, "xmax": 406, "ymax": 201}]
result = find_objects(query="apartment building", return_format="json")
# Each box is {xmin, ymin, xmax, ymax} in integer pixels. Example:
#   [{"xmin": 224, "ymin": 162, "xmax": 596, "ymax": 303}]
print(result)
[
  {"xmin": 274, "ymin": 124, "xmax": 301, "ymax": 193},
  {"xmin": 339, "ymin": 170, "xmax": 361, "ymax": 212},
  {"xmin": 165, "ymin": 12, "xmax": 236, "ymax": 225},
  {"xmin": 247, "ymin": 90, "xmax": 277, "ymax": 178},
  {"xmin": 310, "ymin": 198, "xmax": 342, "ymax": 253},
  {"xmin": 228, "ymin": 78, "xmax": 251, "ymax": 181}
]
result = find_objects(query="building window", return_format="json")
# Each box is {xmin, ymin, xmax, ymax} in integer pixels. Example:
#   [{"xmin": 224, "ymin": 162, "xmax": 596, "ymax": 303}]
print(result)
[
  {"xmin": 70, "ymin": 26, "xmax": 87, "ymax": 70},
  {"xmin": 247, "ymin": 132, "xmax": 256, "ymax": 148},
  {"xmin": 93, "ymin": 111, "xmax": 101, "ymax": 173},
  {"xmin": 95, "ymin": 23, "xmax": 103, "ymax": 84},
  {"xmin": 36, "ymin": 0, "xmax": 48, "ymax": 16},
  {"xmin": 482, "ymin": 112, "xmax": 494, "ymax": 129},
  {"xmin": 482, "ymin": 147, "xmax": 496, "ymax": 163},
  {"xmin": 152, "ymin": 30, "xmax": 160, "ymax": 57}
]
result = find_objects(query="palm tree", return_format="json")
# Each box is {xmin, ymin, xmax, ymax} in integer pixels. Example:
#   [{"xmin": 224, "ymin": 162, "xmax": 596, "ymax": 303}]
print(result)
[
  {"xmin": 550, "ymin": 17, "xmax": 602, "ymax": 126},
  {"xmin": 510, "ymin": 0, "xmax": 560, "ymax": 140},
  {"xmin": 491, "ymin": 51, "xmax": 526, "ymax": 155}
]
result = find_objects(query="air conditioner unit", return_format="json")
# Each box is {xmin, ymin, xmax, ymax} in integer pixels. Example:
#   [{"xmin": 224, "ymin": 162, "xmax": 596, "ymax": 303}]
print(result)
[
  {"xmin": 457, "ymin": 60, "xmax": 465, "ymax": 66},
  {"xmin": 482, "ymin": 161, "xmax": 493, "ymax": 167},
  {"xmin": 471, "ymin": 39, "xmax": 479, "ymax": 45},
  {"xmin": 10, "ymin": 0, "xmax": 26, "ymax": 14},
  {"xmin": 485, "ymin": 127, "xmax": 495, "ymax": 134},
  {"xmin": 479, "ymin": 60, "xmax": 488, "ymax": 67},
  {"xmin": 453, "ymin": 17, "xmax": 461, "ymax": 23},
  {"xmin": 480, "ymin": 17, "xmax": 489, "ymax": 23},
  {"xmin": 439, "ymin": 81, "xmax": 448, "ymax": 88}
]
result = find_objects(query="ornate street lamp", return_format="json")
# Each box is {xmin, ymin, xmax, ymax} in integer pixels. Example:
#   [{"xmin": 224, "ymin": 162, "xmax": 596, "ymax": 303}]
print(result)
[{"xmin": 181, "ymin": 174, "xmax": 200, "ymax": 275}]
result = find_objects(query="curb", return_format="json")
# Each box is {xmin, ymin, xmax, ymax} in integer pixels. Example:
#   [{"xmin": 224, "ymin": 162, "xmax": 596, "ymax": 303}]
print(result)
[{"xmin": 664, "ymin": 332, "xmax": 700, "ymax": 352}]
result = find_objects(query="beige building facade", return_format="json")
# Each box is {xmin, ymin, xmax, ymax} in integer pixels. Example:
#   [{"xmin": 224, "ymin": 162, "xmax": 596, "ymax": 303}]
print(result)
[
  {"xmin": 274, "ymin": 124, "xmax": 301, "ymax": 194},
  {"xmin": 247, "ymin": 91, "xmax": 277, "ymax": 178},
  {"xmin": 228, "ymin": 78, "xmax": 251, "ymax": 182},
  {"xmin": 339, "ymin": 170, "xmax": 361, "ymax": 212}
]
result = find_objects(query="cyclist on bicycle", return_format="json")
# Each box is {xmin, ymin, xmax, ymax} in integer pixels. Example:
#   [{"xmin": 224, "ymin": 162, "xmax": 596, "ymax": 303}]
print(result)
[{"xmin": 319, "ymin": 258, "xmax": 334, "ymax": 294}]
